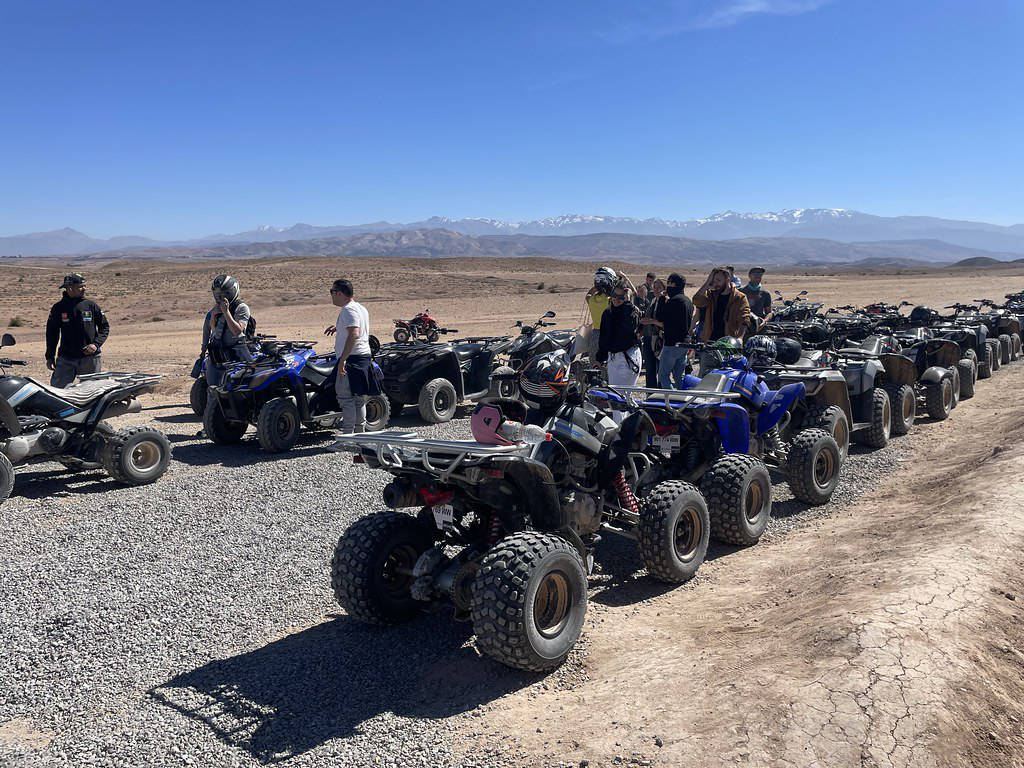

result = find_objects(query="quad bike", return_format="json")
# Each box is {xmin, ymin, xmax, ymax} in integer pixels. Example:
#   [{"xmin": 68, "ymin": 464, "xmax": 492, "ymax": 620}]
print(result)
[
  {"xmin": 374, "ymin": 336, "xmax": 516, "ymax": 423},
  {"xmin": 188, "ymin": 333, "xmax": 281, "ymax": 417},
  {"xmin": 912, "ymin": 305, "xmax": 993, "ymax": 380},
  {"xmin": 204, "ymin": 339, "xmax": 390, "ymax": 452},
  {"xmin": 328, "ymin": 358, "xmax": 710, "ymax": 672},
  {"xmin": 392, "ymin": 310, "xmax": 454, "ymax": 343},
  {"xmin": 0, "ymin": 333, "xmax": 171, "ymax": 504},
  {"xmin": 505, "ymin": 311, "xmax": 576, "ymax": 372},
  {"xmin": 973, "ymin": 299, "xmax": 1021, "ymax": 365}
]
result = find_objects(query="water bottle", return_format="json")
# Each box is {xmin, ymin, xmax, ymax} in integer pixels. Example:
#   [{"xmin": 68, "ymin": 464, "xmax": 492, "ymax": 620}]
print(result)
[{"xmin": 497, "ymin": 420, "xmax": 550, "ymax": 445}]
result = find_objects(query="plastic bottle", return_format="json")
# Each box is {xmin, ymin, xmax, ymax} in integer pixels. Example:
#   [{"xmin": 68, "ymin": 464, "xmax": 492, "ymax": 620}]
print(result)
[{"xmin": 497, "ymin": 420, "xmax": 550, "ymax": 445}]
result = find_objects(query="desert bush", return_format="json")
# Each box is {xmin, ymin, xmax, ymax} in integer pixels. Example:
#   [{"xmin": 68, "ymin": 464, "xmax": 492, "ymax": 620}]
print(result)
[
  {"xmin": 537, "ymin": 282, "xmax": 545, "ymax": 290},
  {"xmin": 8, "ymin": 316, "xmax": 25, "ymax": 327},
  {"xmin": 150, "ymin": 316, "xmax": 165, "ymax": 322}
]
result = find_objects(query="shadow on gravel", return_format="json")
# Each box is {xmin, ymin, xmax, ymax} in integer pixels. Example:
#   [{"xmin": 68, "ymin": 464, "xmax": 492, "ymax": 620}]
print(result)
[
  {"xmin": 154, "ymin": 412, "xmax": 202, "ymax": 424},
  {"xmin": 151, "ymin": 612, "xmax": 540, "ymax": 763},
  {"xmin": 10, "ymin": 468, "xmax": 121, "ymax": 499},
  {"xmin": 171, "ymin": 436, "xmax": 333, "ymax": 467}
]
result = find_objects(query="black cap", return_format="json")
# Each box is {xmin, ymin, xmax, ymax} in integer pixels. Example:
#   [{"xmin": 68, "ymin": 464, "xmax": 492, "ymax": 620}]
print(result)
[
  {"xmin": 62, "ymin": 273, "xmax": 86, "ymax": 287},
  {"xmin": 749, "ymin": 266, "xmax": 766, "ymax": 275}
]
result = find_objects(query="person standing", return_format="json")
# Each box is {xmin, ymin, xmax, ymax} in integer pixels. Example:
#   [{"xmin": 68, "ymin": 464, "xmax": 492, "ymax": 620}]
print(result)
[
  {"xmin": 596, "ymin": 283, "xmax": 643, "ymax": 405},
  {"xmin": 202, "ymin": 275, "xmax": 253, "ymax": 389},
  {"xmin": 325, "ymin": 279, "xmax": 374, "ymax": 446},
  {"xmin": 653, "ymin": 273, "xmax": 695, "ymax": 389},
  {"xmin": 692, "ymin": 267, "xmax": 751, "ymax": 374},
  {"xmin": 739, "ymin": 266, "xmax": 773, "ymax": 332},
  {"xmin": 726, "ymin": 265, "xmax": 742, "ymax": 289},
  {"xmin": 45, "ymin": 274, "xmax": 109, "ymax": 388},
  {"xmin": 585, "ymin": 267, "xmax": 617, "ymax": 363},
  {"xmin": 638, "ymin": 278, "xmax": 666, "ymax": 387}
]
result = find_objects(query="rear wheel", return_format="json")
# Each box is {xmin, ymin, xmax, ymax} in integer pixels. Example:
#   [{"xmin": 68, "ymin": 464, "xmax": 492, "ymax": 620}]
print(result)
[
  {"xmin": 418, "ymin": 378, "xmax": 458, "ymax": 423},
  {"xmin": 884, "ymin": 384, "xmax": 915, "ymax": 436},
  {"xmin": 978, "ymin": 343, "xmax": 993, "ymax": 379},
  {"xmin": 203, "ymin": 398, "xmax": 248, "ymax": 444},
  {"xmin": 949, "ymin": 365, "xmax": 960, "ymax": 408},
  {"xmin": 393, "ymin": 327, "xmax": 410, "ymax": 343},
  {"xmin": 1012, "ymin": 333, "xmax": 1022, "ymax": 360},
  {"xmin": 426, "ymin": 329, "xmax": 440, "ymax": 342},
  {"xmin": 786, "ymin": 428, "xmax": 841, "ymax": 505},
  {"xmin": 363, "ymin": 395, "xmax": 391, "ymax": 432},
  {"xmin": 472, "ymin": 532, "xmax": 588, "ymax": 672},
  {"xmin": 924, "ymin": 374, "xmax": 954, "ymax": 420},
  {"xmin": 189, "ymin": 378, "xmax": 208, "ymax": 417},
  {"xmin": 101, "ymin": 427, "xmax": 172, "ymax": 485},
  {"xmin": 957, "ymin": 360, "xmax": 975, "ymax": 400},
  {"xmin": 331, "ymin": 512, "xmax": 435, "ymax": 625},
  {"xmin": 805, "ymin": 404, "xmax": 850, "ymax": 462},
  {"xmin": 256, "ymin": 397, "xmax": 301, "ymax": 452},
  {"xmin": 989, "ymin": 340, "xmax": 1002, "ymax": 371},
  {"xmin": 0, "ymin": 453, "xmax": 14, "ymax": 505},
  {"xmin": 999, "ymin": 334, "xmax": 1012, "ymax": 365},
  {"xmin": 638, "ymin": 480, "xmax": 710, "ymax": 581},
  {"xmin": 855, "ymin": 388, "xmax": 890, "ymax": 449},
  {"xmin": 386, "ymin": 396, "xmax": 405, "ymax": 418},
  {"xmin": 699, "ymin": 455, "xmax": 772, "ymax": 546},
  {"xmin": 487, "ymin": 365, "xmax": 518, "ymax": 399},
  {"xmin": 368, "ymin": 335, "xmax": 381, "ymax": 356}
]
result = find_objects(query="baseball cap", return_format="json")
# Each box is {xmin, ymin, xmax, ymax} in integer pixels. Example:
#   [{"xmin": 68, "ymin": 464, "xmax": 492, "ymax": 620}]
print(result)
[
  {"xmin": 749, "ymin": 266, "xmax": 766, "ymax": 275},
  {"xmin": 62, "ymin": 273, "xmax": 86, "ymax": 287}
]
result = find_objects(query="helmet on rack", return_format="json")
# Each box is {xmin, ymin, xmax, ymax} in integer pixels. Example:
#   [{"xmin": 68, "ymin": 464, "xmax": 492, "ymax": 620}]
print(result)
[
  {"xmin": 211, "ymin": 274, "xmax": 241, "ymax": 303},
  {"xmin": 743, "ymin": 335, "xmax": 777, "ymax": 367},
  {"xmin": 519, "ymin": 350, "xmax": 571, "ymax": 409},
  {"xmin": 593, "ymin": 267, "xmax": 618, "ymax": 295},
  {"xmin": 909, "ymin": 305, "xmax": 937, "ymax": 326},
  {"xmin": 711, "ymin": 336, "xmax": 743, "ymax": 357},
  {"xmin": 774, "ymin": 336, "xmax": 802, "ymax": 365}
]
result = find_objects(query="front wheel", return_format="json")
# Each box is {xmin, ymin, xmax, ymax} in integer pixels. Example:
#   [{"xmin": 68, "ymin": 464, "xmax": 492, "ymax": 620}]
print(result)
[
  {"xmin": 189, "ymin": 378, "xmax": 208, "ymax": 417},
  {"xmin": 101, "ymin": 427, "xmax": 172, "ymax": 485},
  {"xmin": 786, "ymin": 428, "xmax": 842, "ymax": 506},
  {"xmin": 487, "ymin": 365, "xmax": 518, "ymax": 399},
  {"xmin": 1012, "ymin": 333, "xmax": 1022, "ymax": 360},
  {"xmin": 363, "ymin": 395, "xmax": 391, "ymax": 432},
  {"xmin": 331, "ymin": 512, "xmax": 435, "ymax": 625},
  {"xmin": 885, "ymin": 384, "xmax": 915, "ymax": 436},
  {"xmin": 369, "ymin": 335, "xmax": 381, "ymax": 357},
  {"xmin": 638, "ymin": 480, "xmax": 710, "ymax": 581},
  {"xmin": 393, "ymin": 327, "xmax": 410, "ymax": 343},
  {"xmin": 924, "ymin": 375, "xmax": 954, "ymax": 420},
  {"xmin": 426, "ymin": 329, "xmax": 440, "ymax": 343},
  {"xmin": 805, "ymin": 404, "xmax": 850, "ymax": 462},
  {"xmin": 256, "ymin": 397, "xmax": 301, "ymax": 452},
  {"xmin": 978, "ymin": 343, "xmax": 993, "ymax": 379},
  {"xmin": 957, "ymin": 360, "xmax": 975, "ymax": 400},
  {"xmin": 999, "ymin": 334, "xmax": 1012, "ymax": 365},
  {"xmin": 472, "ymin": 532, "xmax": 588, "ymax": 672},
  {"xmin": 0, "ymin": 453, "xmax": 14, "ymax": 505},
  {"xmin": 949, "ymin": 365, "xmax": 960, "ymax": 408},
  {"xmin": 989, "ymin": 340, "xmax": 1002, "ymax": 372},
  {"xmin": 699, "ymin": 455, "xmax": 772, "ymax": 546},
  {"xmin": 203, "ymin": 398, "xmax": 248, "ymax": 444},
  {"xmin": 418, "ymin": 377, "xmax": 458, "ymax": 423},
  {"xmin": 855, "ymin": 388, "xmax": 890, "ymax": 449}
]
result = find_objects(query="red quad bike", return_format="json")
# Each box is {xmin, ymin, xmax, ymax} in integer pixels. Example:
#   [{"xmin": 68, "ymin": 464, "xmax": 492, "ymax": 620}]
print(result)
[{"xmin": 393, "ymin": 310, "xmax": 455, "ymax": 344}]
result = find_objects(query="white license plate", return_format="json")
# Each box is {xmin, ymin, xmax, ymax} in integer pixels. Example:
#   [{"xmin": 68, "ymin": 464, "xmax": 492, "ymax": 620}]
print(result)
[
  {"xmin": 653, "ymin": 434, "xmax": 681, "ymax": 452},
  {"xmin": 431, "ymin": 504, "xmax": 455, "ymax": 530}
]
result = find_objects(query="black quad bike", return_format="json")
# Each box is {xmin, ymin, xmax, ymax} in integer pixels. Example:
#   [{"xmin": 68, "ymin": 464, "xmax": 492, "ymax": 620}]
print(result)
[
  {"xmin": 204, "ymin": 340, "xmax": 390, "ymax": 452},
  {"xmin": 913, "ymin": 305, "xmax": 993, "ymax": 380},
  {"xmin": 0, "ymin": 334, "xmax": 171, "ymax": 504},
  {"xmin": 328, "ymin": 375, "xmax": 711, "ymax": 672},
  {"xmin": 973, "ymin": 299, "xmax": 1021, "ymax": 365},
  {"xmin": 505, "ymin": 311, "xmax": 575, "ymax": 371},
  {"xmin": 374, "ymin": 337, "xmax": 517, "ymax": 423}
]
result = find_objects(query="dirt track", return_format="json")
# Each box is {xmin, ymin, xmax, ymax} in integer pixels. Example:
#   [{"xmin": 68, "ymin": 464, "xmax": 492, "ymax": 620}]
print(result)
[{"xmin": 465, "ymin": 363, "xmax": 1024, "ymax": 768}]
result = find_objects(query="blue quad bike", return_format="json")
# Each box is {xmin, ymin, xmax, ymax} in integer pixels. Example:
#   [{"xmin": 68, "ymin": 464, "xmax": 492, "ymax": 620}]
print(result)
[{"xmin": 204, "ymin": 339, "xmax": 390, "ymax": 452}]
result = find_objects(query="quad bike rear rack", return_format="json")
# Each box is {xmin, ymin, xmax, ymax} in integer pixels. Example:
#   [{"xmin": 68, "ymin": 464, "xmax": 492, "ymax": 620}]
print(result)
[
  {"xmin": 78, "ymin": 371, "xmax": 163, "ymax": 387},
  {"xmin": 591, "ymin": 385, "xmax": 740, "ymax": 416},
  {"xmin": 331, "ymin": 429, "xmax": 529, "ymax": 482}
]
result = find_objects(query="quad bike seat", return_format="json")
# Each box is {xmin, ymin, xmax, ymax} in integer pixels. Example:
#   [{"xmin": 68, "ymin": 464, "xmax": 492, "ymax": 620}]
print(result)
[
  {"xmin": 453, "ymin": 343, "xmax": 486, "ymax": 362},
  {"xmin": 692, "ymin": 373, "xmax": 731, "ymax": 392},
  {"xmin": 845, "ymin": 336, "xmax": 884, "ymax": 356},
  {"xmin": 28, "ymin": 377, "xmax": 124, "ymax": 406},
  {"xmin": 306, "ymin": 355, "xmax": 338, "ymax": 376}
]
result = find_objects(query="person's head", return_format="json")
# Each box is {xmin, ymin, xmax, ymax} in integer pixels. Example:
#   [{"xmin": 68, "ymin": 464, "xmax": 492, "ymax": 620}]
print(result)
[
  {"xmin": 330, "ymin": 278, "xmax": 354, "ymax": 307},
  {"xmin": 652, "ymin": 278, "xmax": 666, "ymax": 296},
  {"xmin": 666, "ymin": 272, "xmax": 686, "ymax": 297},
  {"xmin": 645, "ymin": 272, "xmax": 656, "ymax": 286},
  {"xmin": 610, "ymin": 284, "xmax": 628, "ymax": 307},
  {"xmin": 748, "ymin": 266, "xmax": 766, "ymax": 287},
  {"xmin": 62, "ymin": 273, "xmax": 86, "ymax": 298},
  {"xmin": 593, "ymin": 267, "xmax": 617, "ymax": 295},
  {"xmin": 709, "ymin": 267, "xmax": 731, "ymax": 292},
  {"xmin": 211, "ymin": 274, "xmax": 240, "ymax": 304}
]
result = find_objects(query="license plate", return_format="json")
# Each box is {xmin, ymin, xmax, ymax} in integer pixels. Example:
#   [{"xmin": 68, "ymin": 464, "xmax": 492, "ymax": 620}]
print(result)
[
  {"xmin": 431, "ymin": 504, "xmax": 455, "ymax": 530},
  {"xmin": 653, "ymin": 434, "xmax": 680, "ymax": 452}
]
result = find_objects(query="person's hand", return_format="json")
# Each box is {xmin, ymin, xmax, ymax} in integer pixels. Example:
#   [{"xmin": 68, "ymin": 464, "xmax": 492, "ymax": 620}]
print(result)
[
  {"xmin": 83, "ymin": 344, "xmax": 98, "ymax": 356},
  {"xmin": 46, "ymin": 358, "xmax": 55, "ymax": 371},
  {"xmin": 217, "ymin": 297, "xmax": 230, "ymax": 313},
  {"xmin": 337, "ymin": 360, "xmax": 348, "ymax": 376},
  {"xmin": 324, "ymin": 325, "xmax": 337, "ymax": 335}
]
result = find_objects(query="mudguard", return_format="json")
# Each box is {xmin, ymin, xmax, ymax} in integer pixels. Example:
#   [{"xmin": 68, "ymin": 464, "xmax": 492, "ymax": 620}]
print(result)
[
  {"xmin": 925, "ymin": 339, "xmax": 961, "ymax": 369},
  {"xmin": 711, "ymin": 402, "xmax": 750, "ymax": 454},
  {"xmin": 921, "ymin": 366, "xmax": 948, "ymax": 385},
  {"xmin": 756, "ymin": 382, "xmax": 805, "ymax": 435},
  {"xmin": 879, "ymin": 353, "xmax": 917, "ymax": 386},
  {"xmin": 0, "ymin": 397, "xmax": 20, "ymax": 437}
]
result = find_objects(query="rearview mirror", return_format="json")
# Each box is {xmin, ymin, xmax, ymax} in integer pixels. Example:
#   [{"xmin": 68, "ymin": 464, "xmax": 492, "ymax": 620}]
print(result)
[
  {"xmin": 514, "ymin": 320, "xmax": 522, "ymax": 328},
  {"xmin": 798, "ymin": 290, "xmax": 808, "ymax": 297},
  {"xmin": 0, "ymin": 333, "xmax": 14, "ymax": 348},
  {"xmin": 544, "ymin": 311, "xmax": 556, "ymax": 318}
]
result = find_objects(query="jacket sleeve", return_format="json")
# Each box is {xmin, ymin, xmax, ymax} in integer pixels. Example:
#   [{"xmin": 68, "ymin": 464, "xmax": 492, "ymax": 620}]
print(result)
[
  {"xmin": 692, "ymin": 288, "xmax": 710, "ymax": 309},
  {"xmin": 596, "ymin": 309, "xmax": 611, "ymax": 363},
  {"xmin": 45, "ymin": 303, "xmax": 60, "ymax": 361},
  {"xmin": 731, "ymin": 293, "xmax": 752, "ymax": 337},
  {"xmin": 92, "ymin": 304, "xmax": 110, "ymax": 348},
  {"xmin": 201, "ymin": 312, "xmax": 212, "ymax": 355}
]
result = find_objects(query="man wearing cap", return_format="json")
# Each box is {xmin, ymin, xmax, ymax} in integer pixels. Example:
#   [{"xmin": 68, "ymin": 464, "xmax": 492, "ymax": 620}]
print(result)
[
  {"xmin": 740, "ymin": 267, "xmax": 773, "ymax": 332},
  {"xmin": 45, "ymin": 274, "xmax": 110, "ymax": 388}
]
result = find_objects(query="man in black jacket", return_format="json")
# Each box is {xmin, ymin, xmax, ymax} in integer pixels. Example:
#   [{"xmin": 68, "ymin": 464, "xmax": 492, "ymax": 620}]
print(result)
[
  {"xmin": 45, "ymin": 274, "xmax": 110, "ymax": 387},
  {"xmin": 653, "ymin": 273, "xmax": 694, "ymax": 388}
]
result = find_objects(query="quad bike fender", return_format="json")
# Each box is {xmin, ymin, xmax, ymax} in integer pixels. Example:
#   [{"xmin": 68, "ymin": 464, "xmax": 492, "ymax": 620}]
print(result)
[
  {"xmin": 0, "ymin": 397, "xmax": 20, "ymax": 437},
  {"xmin": 493, "ymin": 455, "xmax": 564, "ymax": 532},
  {"xmin": 920, "ymin": 366, "xmax": 949, "ymax": 386},
  {"xmin": 712, "ymin": 402, "xmax": 750, "ymax": 454},
  {"xmin": 925, "ymin": 339, "xmax": 961, "ymax": 369},
  {"xmin": 756, "ymin": 382, "xmax": 805, "ymax": 436},
  {"xmin": 1000, "ymin": 318, "xmax": 1021, "ymax": 337},
  {"xmin": 879, "ymin": 353, "xmax": 917, "ymax": 387}
]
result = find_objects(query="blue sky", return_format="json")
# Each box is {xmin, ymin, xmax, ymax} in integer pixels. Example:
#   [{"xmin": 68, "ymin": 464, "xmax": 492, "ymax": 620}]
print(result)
[{"xmin": 1, "ymin": 0, "xmax": 1022, "ymax": 238}]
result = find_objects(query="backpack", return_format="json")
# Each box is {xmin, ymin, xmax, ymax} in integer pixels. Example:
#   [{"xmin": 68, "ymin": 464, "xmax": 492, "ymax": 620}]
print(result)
[{"xmin": 245, "ymin": 314, "xmax": 257, "ymax": 339}]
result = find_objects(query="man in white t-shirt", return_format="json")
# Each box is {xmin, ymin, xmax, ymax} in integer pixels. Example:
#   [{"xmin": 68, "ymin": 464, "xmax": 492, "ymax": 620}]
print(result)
[{"xmin": 324, "ymin": 279, "xmax": 372, "ymax": 443}]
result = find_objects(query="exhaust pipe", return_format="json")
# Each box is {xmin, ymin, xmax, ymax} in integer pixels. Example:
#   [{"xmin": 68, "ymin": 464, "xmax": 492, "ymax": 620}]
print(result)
[
  {"xmin": 382, "ymin": 481, "xmax": 420, "ymax": 509},
  {"xmin": 104, "ymin": 398, "xmax": 142, "ymax": 419}
]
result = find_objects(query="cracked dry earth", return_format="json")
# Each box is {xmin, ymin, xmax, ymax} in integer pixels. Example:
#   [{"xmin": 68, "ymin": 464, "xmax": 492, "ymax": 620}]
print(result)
[{"xmin": 468, "ymin": 362, "xmax": 1024, "ymax": 768}]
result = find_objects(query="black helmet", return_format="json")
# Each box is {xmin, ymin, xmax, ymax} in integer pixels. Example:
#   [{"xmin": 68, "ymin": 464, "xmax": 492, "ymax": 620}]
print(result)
[
  {"xmin": 774, "ymin": 336, "xmax": 802, "ymax": 365},
  {"xmin": 909, "ymin": 305, "xmax": 937, "ymax": 326},
  {"xmin": 211, "ymin": 274, "xmax": 240, "ymax": 303},
  {"xmin": 519, "ymin": 350, "xmax": 571, "ymax": 409},
  {"xmin": 744, "ymin": 335, "xmax": 777, "ymax": 367}
]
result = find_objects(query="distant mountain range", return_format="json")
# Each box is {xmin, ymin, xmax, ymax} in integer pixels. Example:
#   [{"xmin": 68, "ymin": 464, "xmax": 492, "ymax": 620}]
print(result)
[
  {"xmin": 27, "ymin": 227, "xmax": 1024, "ymax": 269},
  {"xmin": 3, "ymin": 208, "xmax": 1024, "ymax": 259}
]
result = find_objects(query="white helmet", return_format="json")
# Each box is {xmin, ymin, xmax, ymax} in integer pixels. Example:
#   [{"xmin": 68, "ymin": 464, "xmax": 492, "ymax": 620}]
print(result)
[{"xmin": 594, "ymin": 267, "xmax": 617, "ymax": 294}]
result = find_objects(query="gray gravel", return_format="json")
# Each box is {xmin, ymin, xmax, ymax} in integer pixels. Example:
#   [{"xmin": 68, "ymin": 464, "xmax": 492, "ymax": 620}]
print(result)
[{"xmin": 0, "ymin": 400, "xmax": 919, "ymax": 767}]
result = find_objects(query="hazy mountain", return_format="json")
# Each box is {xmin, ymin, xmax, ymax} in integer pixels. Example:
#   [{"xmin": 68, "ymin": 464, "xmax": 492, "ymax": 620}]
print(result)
[
  {"xmin": 54, "ymin": 228, "xmax": 1023, "ymax": 268},
  {"xmin": 4, "ymin": 208, "xmax": 1024, "ymax": 257}
]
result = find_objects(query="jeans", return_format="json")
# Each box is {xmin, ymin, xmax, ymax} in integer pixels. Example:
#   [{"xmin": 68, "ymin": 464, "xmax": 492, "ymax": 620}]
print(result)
[
  {"xmin": 335, "ymin": 371, "xmax": 366, "ymax": 434},
  {"xmin": 588, "ymin": 328, "xmax": 601, "ymax": 363},
  {"xmin": 658, "ymin": 346, "xmax": 688, "ymax": 389},
  {"xmin": 51, "ymin": 355, "xmax": 102, "ymax": 388},
  {"xmin": 641, "ymin": 337, "xmax": 659, "ymax": 388},
  {"xmin": 607, "ymin": 347, "xmax": 642, "ymax": 424}
]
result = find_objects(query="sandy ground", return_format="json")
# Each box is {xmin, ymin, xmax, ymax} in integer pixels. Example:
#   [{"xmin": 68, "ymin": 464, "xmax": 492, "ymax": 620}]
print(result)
[{"xmin": 3, "ymin": 256, "xmax": 1024, "ymax": 767}]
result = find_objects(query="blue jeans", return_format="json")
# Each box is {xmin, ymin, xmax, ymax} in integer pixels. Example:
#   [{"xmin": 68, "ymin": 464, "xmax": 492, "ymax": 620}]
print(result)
[{"xmin": 658, "ymin": 346, "xmax": 688, "ymax": 389}]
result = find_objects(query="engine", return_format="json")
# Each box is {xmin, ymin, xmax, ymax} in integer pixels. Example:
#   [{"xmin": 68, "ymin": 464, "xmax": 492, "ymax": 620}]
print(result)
[
  {"xmin": 563, "ymin": 492, "xmax": 602, "ymax": 536},
  {"xmin": 1, "ymin": 427, "xmax": 68, "ymax": 463}
]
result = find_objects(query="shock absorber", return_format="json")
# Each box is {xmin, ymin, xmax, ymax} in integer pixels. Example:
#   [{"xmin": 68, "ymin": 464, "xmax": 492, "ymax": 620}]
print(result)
[
  {"xmin": 487, "ymin": 513, "xmax": 502, "ymax": 546},
  {"xmin": 613, "ymin": 469, "xmax": 639, "ymax": 516}
]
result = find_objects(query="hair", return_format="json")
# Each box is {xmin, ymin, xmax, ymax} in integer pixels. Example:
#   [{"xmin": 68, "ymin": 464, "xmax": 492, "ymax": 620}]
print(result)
[
  {"xmin": 646, "ymin": 272, "xmax": 656, "ymax": 280},
  {"xmin": 332, "ymin": 278, "xmax": 353, "ymax": 297},
  {"xmin": 667, "ymin": 272, "xmax": 685, "ymax": 288},
  {"xmin": 726, "ymin": 265, "xmax": 735, "ymax": 273},
  {"xmin": 653, "ymin": 278, "xmax": 666, "ymax": 291}
]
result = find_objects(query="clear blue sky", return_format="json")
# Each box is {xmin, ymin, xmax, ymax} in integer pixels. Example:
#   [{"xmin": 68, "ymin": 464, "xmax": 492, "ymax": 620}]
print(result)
[{"xmin": 2, "ymin": 0, "xmax": 1022, "ymax": 238}]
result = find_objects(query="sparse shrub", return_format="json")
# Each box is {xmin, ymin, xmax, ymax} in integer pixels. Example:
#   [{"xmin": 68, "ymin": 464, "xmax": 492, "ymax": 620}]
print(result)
[
  {"xmin": 536, "ymin": 282, "xmax": 545, "ymax": 290},
  {"xmin": 547, "ymin": 286, "xmax": 559, "ymax": 293},
  {"xmin": 8, "ymin": 316, "xmax": 25, "ymax": 327},
  {"xmin": 115, "ymin": 271, "xmax": 122, "ymax": 276},
  {"xmin": 150, "ymin": 316, "xmax": 165, "ymax": 322}
]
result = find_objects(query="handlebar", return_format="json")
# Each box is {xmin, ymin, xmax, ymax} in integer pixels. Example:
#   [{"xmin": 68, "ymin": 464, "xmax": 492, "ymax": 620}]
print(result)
[{"xmin": 0, "ymin": 358, "xmax": 27, "ymax": 366}]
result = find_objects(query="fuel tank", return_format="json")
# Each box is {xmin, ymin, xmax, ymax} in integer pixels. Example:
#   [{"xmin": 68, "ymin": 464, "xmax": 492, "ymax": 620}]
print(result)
[{"xmin": 0, "ymin": 377, "xmax": 76, "ymax": 418}]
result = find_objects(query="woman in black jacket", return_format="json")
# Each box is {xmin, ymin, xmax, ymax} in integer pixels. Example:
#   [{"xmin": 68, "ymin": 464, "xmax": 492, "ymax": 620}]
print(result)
[{"xmin": 596, "ymin": 284, "xmax": 643, "ymax": 397}]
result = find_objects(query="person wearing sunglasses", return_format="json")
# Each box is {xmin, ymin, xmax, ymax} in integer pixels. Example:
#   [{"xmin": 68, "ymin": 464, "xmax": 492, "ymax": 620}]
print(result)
[
  {"xmin": 325, "ymin": 278, "xmax": 374, "ymax": 445},
  {"xmin": 596, "ymin": 283, "xmax": 643, "ymax": 402}
]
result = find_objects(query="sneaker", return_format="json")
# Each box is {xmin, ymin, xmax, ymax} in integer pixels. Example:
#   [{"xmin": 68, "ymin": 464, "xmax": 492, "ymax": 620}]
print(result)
[{"xmin": 326, "ymin": 437, "xmax": 352, "ymax": 453}]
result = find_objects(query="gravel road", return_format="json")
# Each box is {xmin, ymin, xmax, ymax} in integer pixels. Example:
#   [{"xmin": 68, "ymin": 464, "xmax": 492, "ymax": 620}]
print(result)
[{"xmin": 0, "ymin": 402, "xmax": 918, "ymax": 768}]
